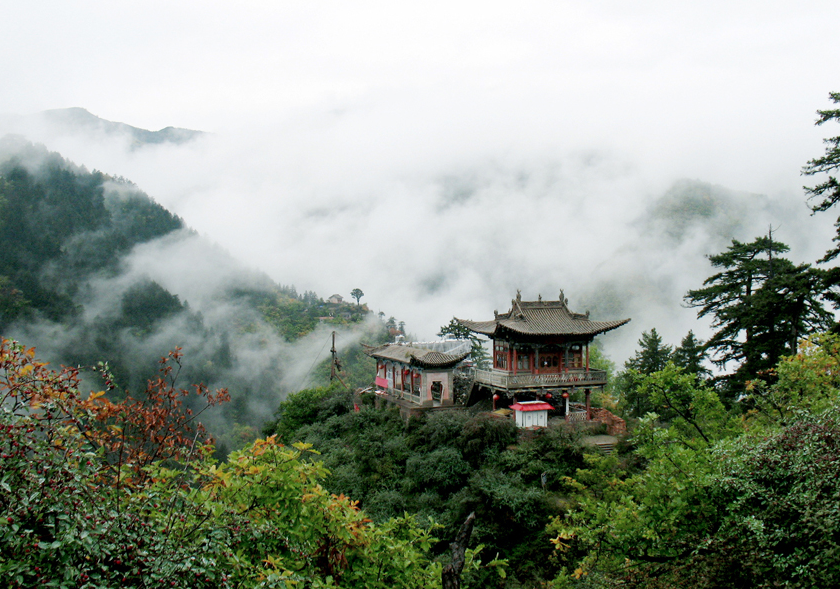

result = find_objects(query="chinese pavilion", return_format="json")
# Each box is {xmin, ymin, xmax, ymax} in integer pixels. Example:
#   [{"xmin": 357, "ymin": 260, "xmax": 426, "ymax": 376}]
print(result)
[
  {"xmin": 367, "ymin": 342, "xmax": 470, "ymax": 407},
  {"xmin": 456, "ymin": 290, "xmax": 630, "ymax": 418}
]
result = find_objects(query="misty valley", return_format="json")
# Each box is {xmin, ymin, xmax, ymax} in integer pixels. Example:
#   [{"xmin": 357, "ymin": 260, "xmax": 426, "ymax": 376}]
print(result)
[{"xmin": 4, "ymin": 93, "xmax": 840, "ymax": 589}]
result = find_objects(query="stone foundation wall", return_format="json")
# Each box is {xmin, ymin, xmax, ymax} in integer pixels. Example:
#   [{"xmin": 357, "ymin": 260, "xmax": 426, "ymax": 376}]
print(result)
[{"xmin": 589, "ymin": 407, "xmax": 627, "ymax": 436}]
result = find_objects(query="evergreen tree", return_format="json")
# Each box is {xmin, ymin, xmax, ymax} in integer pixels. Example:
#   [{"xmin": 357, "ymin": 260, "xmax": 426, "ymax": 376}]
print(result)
[
  {"xmin": 803, "ymin": 91, "xmax": 840, "ymax": 262},
  {"xmin": 438, "ymin": 317, "xmax": 490, "ymax": 368},
  {"xmin": 672, "ymin": 330, "xmax": 711, "ymax": 380},
  {"xmin": 616, "ymin": 328, "xmax": 673, "ymax": 417},
  {"xmin": 626, "ymin": 328, "xmax": 673, "ymax": 374},
  {"xmin": 685, "ymin": 235, "xmax": 832, "ymax": 400}
]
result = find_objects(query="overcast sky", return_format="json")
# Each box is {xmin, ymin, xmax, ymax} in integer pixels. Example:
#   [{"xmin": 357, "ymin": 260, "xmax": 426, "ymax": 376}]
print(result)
[{"xmin": 3, "ymin": 1, "xmax": 840, "ymax": 364}]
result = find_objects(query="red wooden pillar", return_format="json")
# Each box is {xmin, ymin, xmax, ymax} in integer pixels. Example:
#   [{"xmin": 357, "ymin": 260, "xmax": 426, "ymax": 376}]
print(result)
[
  {"xmin": 512, "ymin": 347, "xmax": 518, "ymax": 376},
  {"xmin": 586, "ymin": 343, "xmax": 590, "ymax": 372},
  {"xmin": 585, "ymin": 388, "xmax": 591, "ymax": 420}
]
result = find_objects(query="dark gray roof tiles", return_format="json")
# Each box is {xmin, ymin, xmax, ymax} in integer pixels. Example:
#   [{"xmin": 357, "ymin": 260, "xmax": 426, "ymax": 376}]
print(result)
[
  {"xmin": 457, "ymin": 293, "xmax": 630, "ymax": 338},
  {"xmin": 365, "ymin": 343, "xmax": 470, "ymax": 369}
]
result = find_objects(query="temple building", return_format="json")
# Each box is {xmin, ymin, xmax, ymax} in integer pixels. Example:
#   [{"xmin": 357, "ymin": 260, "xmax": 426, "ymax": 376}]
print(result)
[
  {"xmin": 456, "ymin": 290, "xmax": 630, "ymax": 419},
  {"xmin": 366, "ymin": 341, "xmax": 470, "ymax": 408}
]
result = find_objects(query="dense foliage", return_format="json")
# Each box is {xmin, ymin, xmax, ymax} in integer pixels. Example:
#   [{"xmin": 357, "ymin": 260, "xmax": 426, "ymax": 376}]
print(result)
[
  {"xmin": 615, "ymin": 328, "xmax": 709, "ymax": 417},
  {"xmin": 263, "ymin": 388, "xmax": 596, "ymax": 587},
  {"xmin": 549, "ymin": 336, "xmax": 840, "ymax": 588},
  {"xmin": 0, "ymin": 339, "xmax": 467, "ymax": 588}
]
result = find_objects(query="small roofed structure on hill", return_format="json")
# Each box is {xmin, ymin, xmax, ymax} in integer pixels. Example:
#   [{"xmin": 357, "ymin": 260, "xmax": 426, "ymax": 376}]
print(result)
[
  {"xmin": 366, "ymin": 341, "xmax": 470, "ymax": 408},
  {"xmin": 510, "ymin": 400, "xmax": 553, "ymax": 429},
  {"xmin": 457, "ymin": 290, "xmax": 630, "ymax": 420}
]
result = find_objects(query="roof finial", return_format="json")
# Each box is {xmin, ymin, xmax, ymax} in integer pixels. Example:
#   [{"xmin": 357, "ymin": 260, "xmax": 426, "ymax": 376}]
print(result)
[
  {"xmin": 538, "ymin": 293, "xmax": 542, "ymax": 302},
  {"xmin": 516, "ymin": 289, "xmax": 521, "ymax": 302},
  {"xmin": 559, "ymin": 289, "xmax": 568, "ymax": 307}
]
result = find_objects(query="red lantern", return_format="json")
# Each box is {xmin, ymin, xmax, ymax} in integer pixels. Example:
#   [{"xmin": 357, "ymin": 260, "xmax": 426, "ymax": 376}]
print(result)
[
  {"xmin": 561, "ymin": 391, "xmax": 569, "ymax": 399},
  {"xmin": 492, "ymin": 394, "xmax": 500, "ymax": 401},
  {"xmin": 545, "ymin": 393, "xmax": 552, "ymax": 399}
]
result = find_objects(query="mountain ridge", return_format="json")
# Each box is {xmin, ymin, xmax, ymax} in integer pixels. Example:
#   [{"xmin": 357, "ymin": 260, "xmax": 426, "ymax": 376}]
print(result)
[{"xmin": 0, "ymin": 107, "xmax": 205, "ymax": 147}]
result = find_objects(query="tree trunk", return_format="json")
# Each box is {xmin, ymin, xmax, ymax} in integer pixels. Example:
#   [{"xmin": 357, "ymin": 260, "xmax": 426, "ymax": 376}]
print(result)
[{"xmin": 442, "ymin": 512, "xmax": 476, "ymax": 589}]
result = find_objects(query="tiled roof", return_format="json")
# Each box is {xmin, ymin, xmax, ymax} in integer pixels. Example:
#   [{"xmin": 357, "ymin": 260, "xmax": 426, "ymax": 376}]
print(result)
[
  {"xmin": 365, "ymin": 343, "xmax": 469, "ymax": 369},
  {"xmin": 456, "ymin": 291, "xmax": 630, "ymax": 338}
]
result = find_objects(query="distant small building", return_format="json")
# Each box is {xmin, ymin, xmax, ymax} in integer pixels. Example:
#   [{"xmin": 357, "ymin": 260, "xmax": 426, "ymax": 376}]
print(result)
[
  {"xmin": 366, "ymin": 342, "xmax": 469, "ymax": 407},
  {"xmin": 328, "ymin": 294, "xmax": 344, "ymax": 304},
  {"xmin": 510, "ymin": 400, "xmax": 553, "ymax": 428}
]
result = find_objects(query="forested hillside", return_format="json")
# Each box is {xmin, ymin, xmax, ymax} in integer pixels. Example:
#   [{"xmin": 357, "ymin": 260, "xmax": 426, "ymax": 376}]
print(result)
[
  {"xmin": 1, "ymin": 341, "xmax": 458, "ymax": 589},
  {"xmin": 0, "ymin": 137, "xmax": 385, "ymax": 446}
]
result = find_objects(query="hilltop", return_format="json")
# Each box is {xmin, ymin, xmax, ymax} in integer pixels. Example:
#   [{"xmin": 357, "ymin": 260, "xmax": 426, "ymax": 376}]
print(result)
[{"xmin": 0, "ymin": 107, "xmax": 205, "ymax": 148}]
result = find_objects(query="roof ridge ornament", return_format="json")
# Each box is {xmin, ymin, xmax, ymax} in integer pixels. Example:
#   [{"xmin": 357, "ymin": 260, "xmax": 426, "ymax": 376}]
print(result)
[{"xmin": 512, "ymin": 290, "xmax": 525, "ymax": 319}]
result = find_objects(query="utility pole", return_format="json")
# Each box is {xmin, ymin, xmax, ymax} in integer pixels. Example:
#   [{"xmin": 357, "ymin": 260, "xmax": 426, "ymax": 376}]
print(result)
[
  {"xmin": 328, "ymin": 331, "xmax": 350, "ymax": 392},
  {"xmin": 330, "ymin": 331, "xmax": 337, "ymax": 382}
]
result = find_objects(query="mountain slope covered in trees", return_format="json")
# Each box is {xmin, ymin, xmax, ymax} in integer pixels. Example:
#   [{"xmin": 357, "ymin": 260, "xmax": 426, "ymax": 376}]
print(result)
[{"xmin": 0, "ymin": 136, "xmax": 384, "ymax": 444}]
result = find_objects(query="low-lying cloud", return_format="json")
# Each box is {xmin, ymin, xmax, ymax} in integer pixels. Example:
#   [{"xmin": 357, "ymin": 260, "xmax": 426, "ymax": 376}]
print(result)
[{"xmin": 6, "ymin": 110, "xmax": 833, "ymax": 372}]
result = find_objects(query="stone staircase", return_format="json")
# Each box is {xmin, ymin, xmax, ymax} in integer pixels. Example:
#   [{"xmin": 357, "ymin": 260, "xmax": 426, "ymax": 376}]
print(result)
[
  {"xmin": 582, "ymin": 434, "xmax": 618, "ymax": 455},
  {"xmin": 592, "ymin": 440, "xmax": 615, "ymax": 455}
]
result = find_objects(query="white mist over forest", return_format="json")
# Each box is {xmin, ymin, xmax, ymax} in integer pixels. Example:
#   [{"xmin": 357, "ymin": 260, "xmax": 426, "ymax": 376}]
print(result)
[{"xmin": 2, "ymin": 0, "xmax": 840, "ymax": 368}]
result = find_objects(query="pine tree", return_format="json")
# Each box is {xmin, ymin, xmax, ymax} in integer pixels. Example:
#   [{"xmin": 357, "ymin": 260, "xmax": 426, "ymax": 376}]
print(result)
[
  {"xmin": 672, "ymin": 330, "xmax": 711, "ymax": 380},
  {"xmin": 803, "ymin": 91, "xmax": 840, "ymax": 262},
  {"xmin": 617, "ymin": 328, "xmax": 673, "ymax": 417},
  {"xmin": 438, "ymin": 317, "xmax": 490, "ymax": 368},
  {"xmin": 685, "ymin": 235, "xmax": 832, "ymax": 400}
]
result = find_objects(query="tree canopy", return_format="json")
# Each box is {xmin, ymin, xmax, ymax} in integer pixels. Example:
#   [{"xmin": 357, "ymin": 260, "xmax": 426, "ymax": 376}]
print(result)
[
  {"xmin": 0, "ymin": 339, "xmax": 468, "ymax": 588},
  {"xmin": 615, "ymin": 328, "xmax": 673, "ymax": 417},
  {"xmin": 684, "ymin": 234, "xmax": 832, "ymax": 399},
  {"xmin": 550, "ymin": 338, "xmax": 840, "ymax": 588},
  {"xmin": 438, "ymin": 317, "xmax": 490, "ymax": 368},
  {"xmin": 803, "ymin": 91, "xmax": 840, "ymax": 261}
]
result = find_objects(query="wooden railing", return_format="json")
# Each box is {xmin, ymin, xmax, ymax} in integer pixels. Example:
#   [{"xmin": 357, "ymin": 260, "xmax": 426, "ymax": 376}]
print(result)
[
  {"xmin": 473, "ymin": 369, "xmax": 607, "ymax": 389},
  {"xmin": 387, "ymin": 387, "xmax": 422, "ymax": 404}
]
